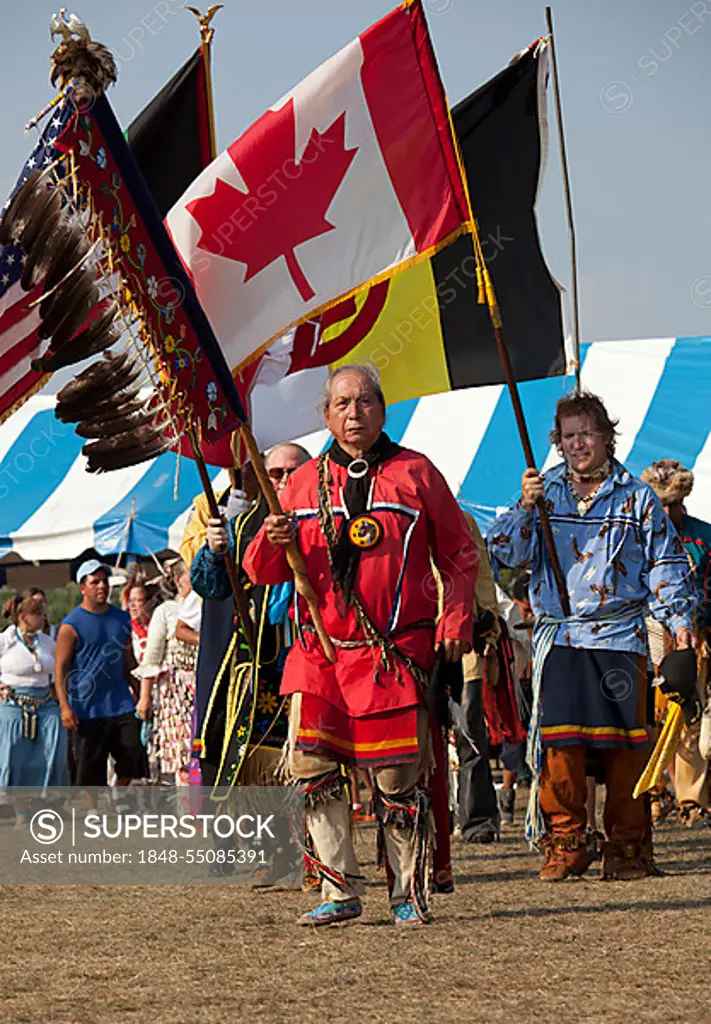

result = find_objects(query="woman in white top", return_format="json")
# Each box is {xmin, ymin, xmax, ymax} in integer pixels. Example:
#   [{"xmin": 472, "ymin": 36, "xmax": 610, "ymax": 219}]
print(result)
[
  {"xmin": 138, "ymin": 560, "xmax": 199, "ymax": 782},
  {"xmin": 0, "ymin": 595, "xmax": 67, "ymax": 796}
]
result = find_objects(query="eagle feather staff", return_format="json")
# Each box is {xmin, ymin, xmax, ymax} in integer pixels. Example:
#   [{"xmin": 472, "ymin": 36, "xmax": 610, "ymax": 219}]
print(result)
[
  {"xmin": 1, "ymin": 10, "xmax": 336, "ymax": 662},
  {"xmin": 0, "ymin": 11, "xmax": 246, "ymax": 470}
]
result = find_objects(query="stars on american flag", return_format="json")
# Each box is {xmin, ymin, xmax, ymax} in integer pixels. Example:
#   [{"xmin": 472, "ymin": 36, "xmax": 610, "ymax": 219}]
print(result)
[
  {"xmin": 0, "ymin": 98, "xmax": 74, "ymax": 299},
  {"xmin": 0, "ymin": 241, "xmax": 24, "ymax": 294}
]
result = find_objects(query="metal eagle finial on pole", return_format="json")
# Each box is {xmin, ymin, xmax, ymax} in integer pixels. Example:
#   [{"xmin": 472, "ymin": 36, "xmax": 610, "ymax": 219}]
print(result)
[{"xmin": 185, "ymin": 5, "xmax": 224, "ymax": 46}]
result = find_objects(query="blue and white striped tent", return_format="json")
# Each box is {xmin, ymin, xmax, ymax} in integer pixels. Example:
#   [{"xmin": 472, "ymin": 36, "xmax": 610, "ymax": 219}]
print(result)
[{"xmin": 1, "ymin": 336, "xmax": 709, "ymax": 564}]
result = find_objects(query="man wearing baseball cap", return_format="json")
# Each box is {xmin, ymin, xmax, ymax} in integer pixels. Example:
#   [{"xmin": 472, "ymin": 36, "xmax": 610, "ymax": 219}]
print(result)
[{"xmin": 54, "ymin": 560, "xmax": 150, "ymax": 799}]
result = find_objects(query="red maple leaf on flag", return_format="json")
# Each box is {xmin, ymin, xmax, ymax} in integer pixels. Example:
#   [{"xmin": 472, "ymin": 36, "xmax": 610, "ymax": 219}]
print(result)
[{"xmin": 186, "ymin": 98, "xmax": 358, "ymax": 301}]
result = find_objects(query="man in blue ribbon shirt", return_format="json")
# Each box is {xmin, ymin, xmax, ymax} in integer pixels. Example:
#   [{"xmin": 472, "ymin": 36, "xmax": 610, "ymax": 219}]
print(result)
[{"xmin": 488, "ymin": 392, "xmax": 696, "ymax": 881}]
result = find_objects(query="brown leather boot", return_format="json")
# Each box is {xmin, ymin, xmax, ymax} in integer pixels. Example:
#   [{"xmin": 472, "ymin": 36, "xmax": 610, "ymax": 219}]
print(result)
[
  {"xmin": 601, "ymin": 838, "xmax": 663, "ymax": 880},
  {"xmin": 539, "ymin": 833, "xmax": 592, "ymax": 882}
]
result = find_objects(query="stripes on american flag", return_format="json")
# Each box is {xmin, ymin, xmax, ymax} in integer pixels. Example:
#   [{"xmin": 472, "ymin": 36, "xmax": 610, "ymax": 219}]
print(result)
[{"xmin": 0, "ymin": 100, "xmax": 75, "ymax": 423}]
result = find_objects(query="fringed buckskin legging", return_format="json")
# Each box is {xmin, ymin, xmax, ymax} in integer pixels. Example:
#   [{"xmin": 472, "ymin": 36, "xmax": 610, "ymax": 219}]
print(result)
[{"xmin": 288, "ymin": 693, "xmax": 430, "ymax": 907}]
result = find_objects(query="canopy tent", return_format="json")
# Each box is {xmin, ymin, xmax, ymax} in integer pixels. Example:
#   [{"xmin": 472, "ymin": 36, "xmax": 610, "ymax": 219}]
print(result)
[{"xmin": 0, "ymin": 335, "xmax": 709, "ymax": 568}]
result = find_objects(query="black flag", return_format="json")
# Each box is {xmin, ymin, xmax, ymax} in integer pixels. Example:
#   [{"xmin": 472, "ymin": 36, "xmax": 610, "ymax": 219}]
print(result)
[
  {"xmin": 127, "ymin": 48, "xmax": 212, "ymax": 219},
  {"xmin": 437, "ymin": 39, "xmax": 566, "ymax": 386}
]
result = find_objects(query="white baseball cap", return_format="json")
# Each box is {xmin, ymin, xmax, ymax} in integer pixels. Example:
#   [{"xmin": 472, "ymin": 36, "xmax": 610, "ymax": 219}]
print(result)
[{"xmin": 76, "ymin": 558, "xmax": 113, "ymax": 584}]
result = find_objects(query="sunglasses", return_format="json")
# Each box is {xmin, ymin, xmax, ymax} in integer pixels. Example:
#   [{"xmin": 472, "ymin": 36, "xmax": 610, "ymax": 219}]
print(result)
[{"xmin": 267, "ymin": 466, "xmax": 297, "ymax": 481}]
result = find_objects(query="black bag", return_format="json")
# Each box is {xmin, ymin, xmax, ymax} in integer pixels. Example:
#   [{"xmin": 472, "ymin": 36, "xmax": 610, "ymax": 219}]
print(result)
[
  {"xmin": 657, "ymin": 649, "xmax": 702, "ymax": 726},
  {"xmin": 425, "ymin": 648, "xmax": 464, "ymax": 726},
  {"xmin": 471, "ymin": 609, "xmax": 496, "ymax": 655}
]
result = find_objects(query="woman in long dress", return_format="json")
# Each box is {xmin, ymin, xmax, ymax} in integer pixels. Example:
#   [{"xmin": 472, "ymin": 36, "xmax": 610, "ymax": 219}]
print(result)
[{"xmin": 138, "ymin": 561, "xmax": 198, "ymax": 783}]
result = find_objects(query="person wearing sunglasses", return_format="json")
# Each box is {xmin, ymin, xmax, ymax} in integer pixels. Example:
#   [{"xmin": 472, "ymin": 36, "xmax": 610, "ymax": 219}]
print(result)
[{"xmin": 264, "ymin": 445, "xmax": 310, "ymax": 494}]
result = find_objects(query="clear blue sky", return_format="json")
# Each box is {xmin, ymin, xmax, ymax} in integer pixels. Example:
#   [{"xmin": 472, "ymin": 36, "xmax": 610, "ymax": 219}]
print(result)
[{"xmin": 1, "ymin": 0, "xmax": 709, "ymax": 344}]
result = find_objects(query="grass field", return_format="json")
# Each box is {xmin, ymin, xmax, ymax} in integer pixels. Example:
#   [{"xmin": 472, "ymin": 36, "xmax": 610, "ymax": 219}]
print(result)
[{"xmin": 1, "ymin": 817, "xmax": 709, "ymax": 1024}]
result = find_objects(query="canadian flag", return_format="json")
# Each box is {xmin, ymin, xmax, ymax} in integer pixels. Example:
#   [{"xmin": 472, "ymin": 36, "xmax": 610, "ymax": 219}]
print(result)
[{"xmin": 167, "ymin": 0, "xmax": 469, "ymax": 377}]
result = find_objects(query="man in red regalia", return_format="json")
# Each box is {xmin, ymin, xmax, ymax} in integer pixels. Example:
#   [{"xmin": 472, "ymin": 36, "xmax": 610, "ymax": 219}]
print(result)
[{"xmin": 207, "ymin": 365, "xmax": 477, "ymax": 926}]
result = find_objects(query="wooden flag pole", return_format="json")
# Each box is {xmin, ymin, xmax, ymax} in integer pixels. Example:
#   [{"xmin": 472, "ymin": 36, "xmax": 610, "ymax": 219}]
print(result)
[
  {"xmin": 447, "ymin": 46, "xmax": 572, "ymax": 617},
  {"xmin": 545, "ymin": 8, "xmax": 581, "ymax": 394},
  {"xmin": 186, "ymin": 424, "xmax": 255, "ymax": 655},
  {"xmin": 239, "ymin": 424, "xmax": 337, "ymax": 664},
  {"xmin": 475, "ymin": 232, "xmax": 572, "ymax": 617},
  {"xmin": 185, "ymin": 6, "xmax": 335, "ymax": 663}
]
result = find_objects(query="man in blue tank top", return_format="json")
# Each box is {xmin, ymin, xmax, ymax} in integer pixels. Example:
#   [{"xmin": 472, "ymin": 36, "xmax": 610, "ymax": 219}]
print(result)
[{"xmin": 54, "ymin": 560, "xmax": 151, "ymax": 795}]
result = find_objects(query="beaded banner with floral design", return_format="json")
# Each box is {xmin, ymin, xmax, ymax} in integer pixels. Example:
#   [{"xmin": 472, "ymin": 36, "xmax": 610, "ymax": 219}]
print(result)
[{"xmin": 56, "ymin": 92, "xmax": 245, "ymax": 442}]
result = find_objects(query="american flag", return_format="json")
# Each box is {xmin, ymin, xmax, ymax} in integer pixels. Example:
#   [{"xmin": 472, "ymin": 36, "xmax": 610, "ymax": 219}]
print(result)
[{"xmin": 0, "ymin": 100, "xmax": 75, "ymax": 423}]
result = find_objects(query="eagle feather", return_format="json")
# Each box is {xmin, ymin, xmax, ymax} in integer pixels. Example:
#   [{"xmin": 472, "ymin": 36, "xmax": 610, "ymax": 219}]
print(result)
[
  {"xmin": 31, "ymin": 303, "xmax": 122, "ymax": 373},
  {"xmin": 84, "ymin": 431, "xmax": 175, "ymax": 473},
  {"xmin": 43, "ymin": 226, "xmax": 91, "ymax": 293},
  {"xmin": 19, "ymin": 187, "xmax": 63, "ymax": 261},
  {"xmin": 0, "ymin": 171, "xmax": 42, "ymax": 245},
  {"xmin": 75, "ymin": 406, "xmax": 162, "ymax": 440},
  {"xmin": 73, "ymin": 395, "xmax": 146, "ymax": 433},
  {"xmin": 56, "ymin": 357, "xmax": 141, "ymax": 419}
]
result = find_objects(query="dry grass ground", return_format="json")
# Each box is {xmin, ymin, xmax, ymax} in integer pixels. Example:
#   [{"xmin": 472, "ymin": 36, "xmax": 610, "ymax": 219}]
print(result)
[{"xmin": 1, "ymin": 818, "xmax": 709, "ymax": 1024}]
